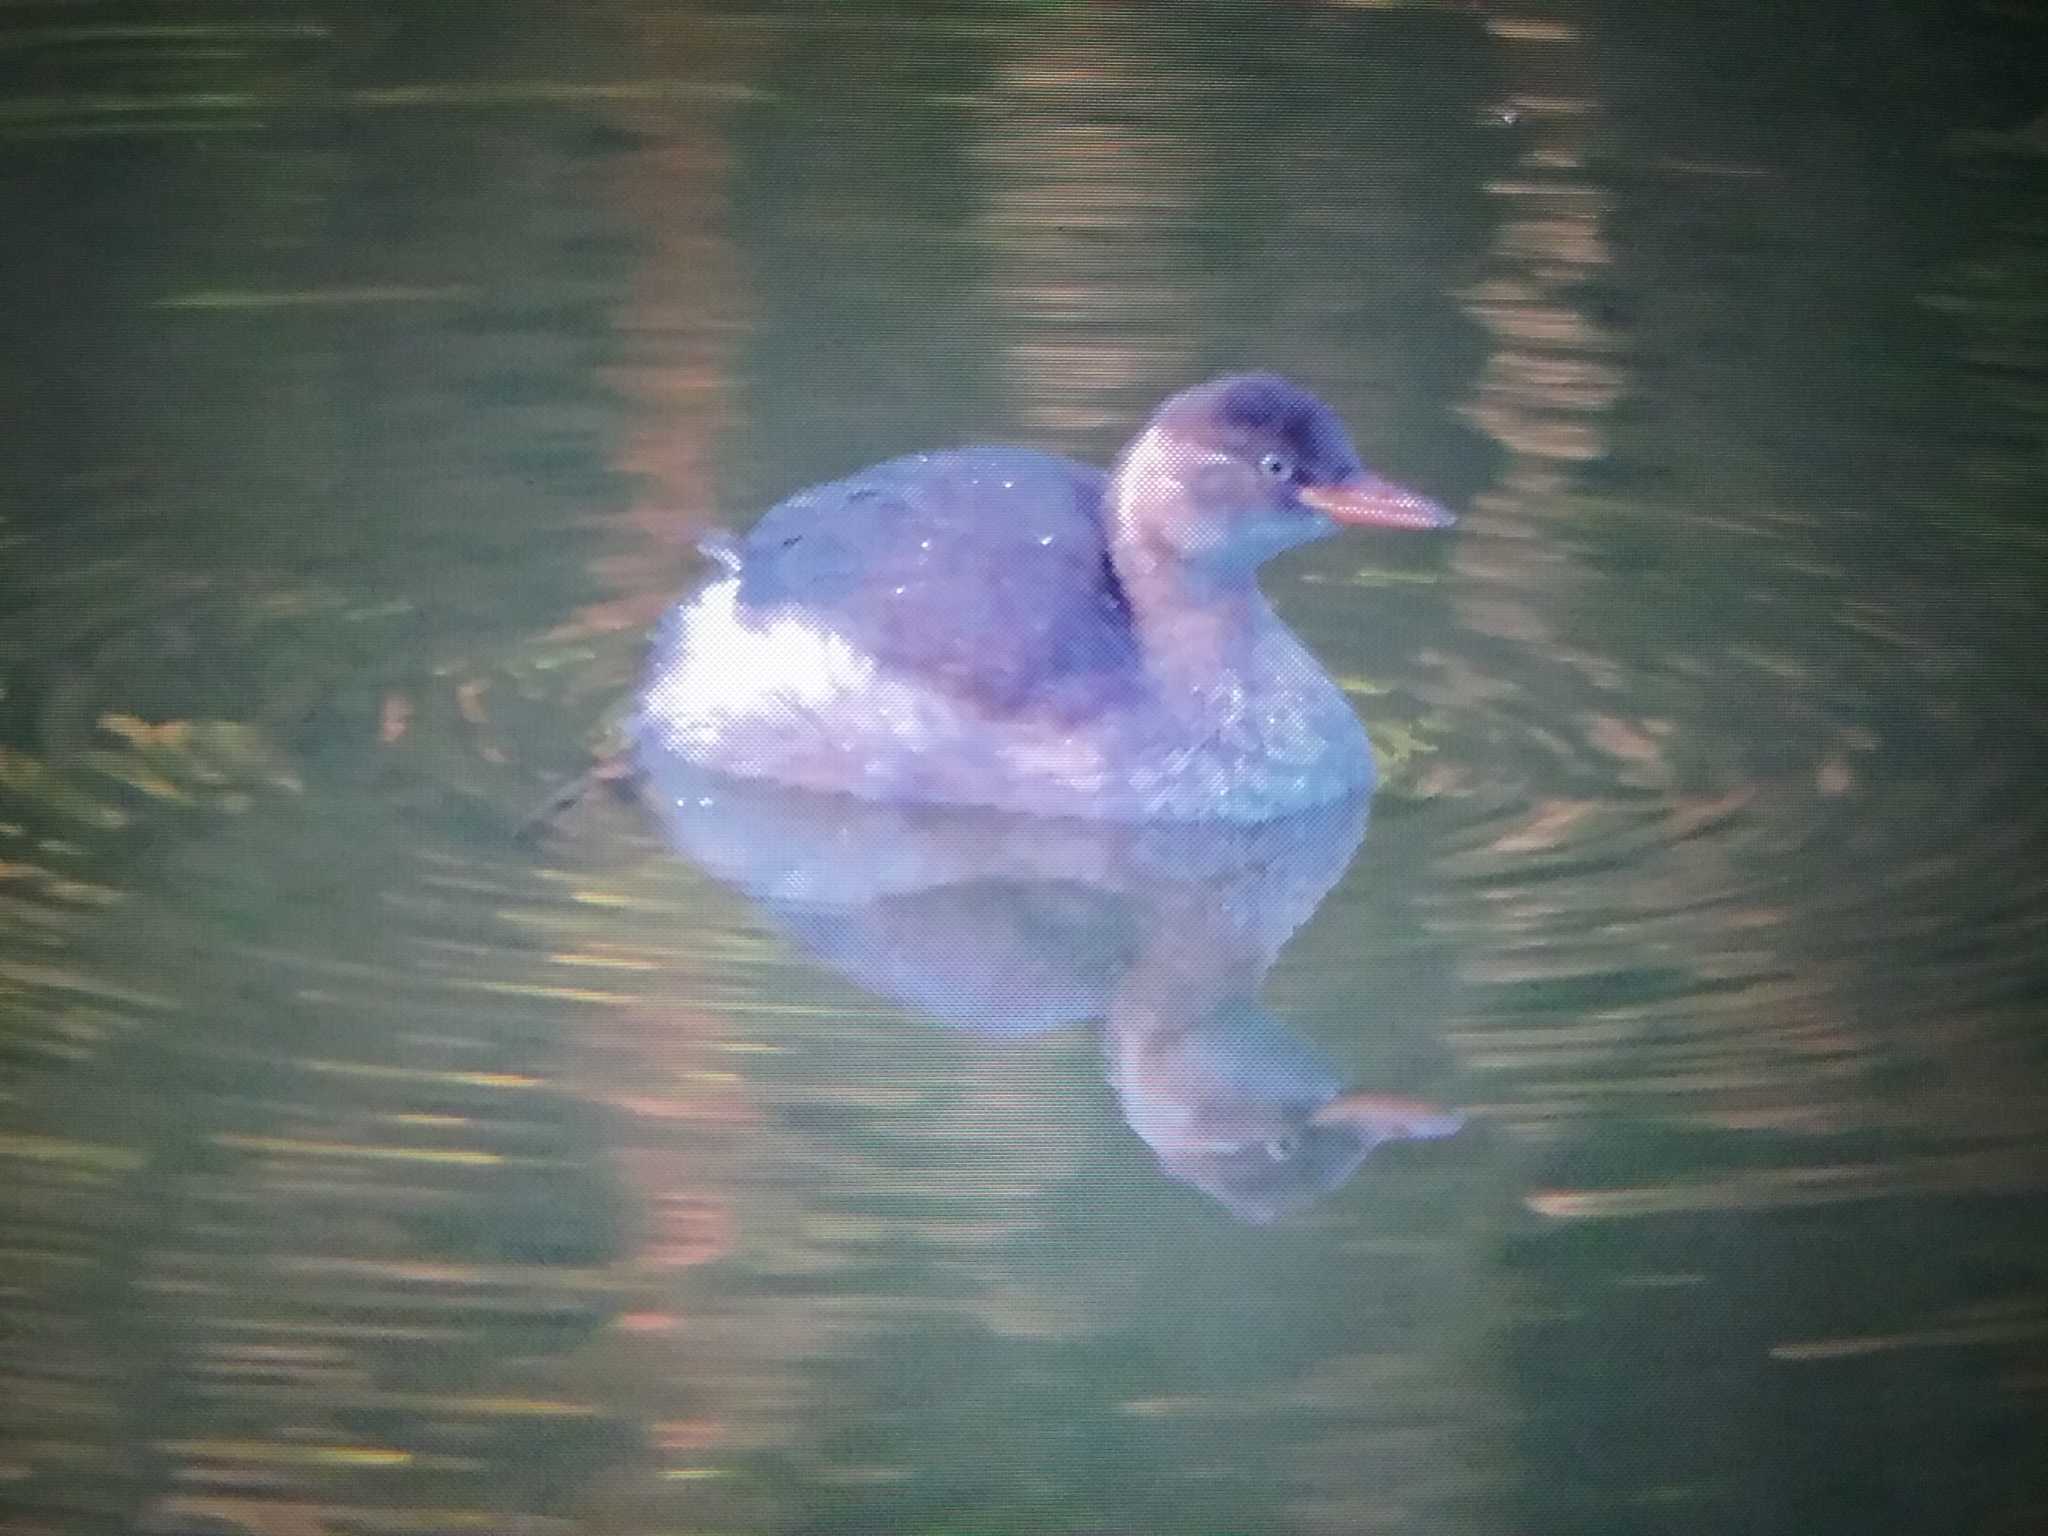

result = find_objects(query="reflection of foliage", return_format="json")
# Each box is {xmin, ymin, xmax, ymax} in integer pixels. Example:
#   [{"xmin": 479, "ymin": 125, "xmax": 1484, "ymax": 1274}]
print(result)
[
  {"xmin": 0, "ymin": 746, "xmax": 130, "ymax": 831},
  {"xmin": 1373, "ymin": 712, "xmax": 1447, "ymax": 787},
  {"xmin": 0, "ymin": 553, "xmax": 646, "ymax": 845},
  {"xmin": 93, "ymin": 713, "xmax": 303, "ymax": 801},
  {"xmin": 0, "ymin": 713, "xmax": 309, "ymax": 938},
  {"xmin": 0, "ymin": 716, "xmax": 302, "ymax": 831}
]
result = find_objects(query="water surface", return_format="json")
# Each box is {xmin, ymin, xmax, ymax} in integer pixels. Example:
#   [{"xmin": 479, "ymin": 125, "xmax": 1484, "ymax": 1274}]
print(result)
[{"xmin": 3, "ymin": 2, "xmax": 2046, "ymax": 1533}]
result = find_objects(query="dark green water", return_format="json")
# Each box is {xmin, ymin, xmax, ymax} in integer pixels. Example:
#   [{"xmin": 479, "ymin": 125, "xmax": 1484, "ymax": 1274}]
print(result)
[{"xmin": 3, "ymin": 2, "xmax": 2046, "ymax": 1533}]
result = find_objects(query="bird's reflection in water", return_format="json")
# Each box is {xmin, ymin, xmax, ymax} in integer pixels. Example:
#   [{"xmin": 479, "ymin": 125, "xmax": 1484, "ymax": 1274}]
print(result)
[{"xmin": 641, "ymin": 752, "xmax": 1462, "ymax": 1222}]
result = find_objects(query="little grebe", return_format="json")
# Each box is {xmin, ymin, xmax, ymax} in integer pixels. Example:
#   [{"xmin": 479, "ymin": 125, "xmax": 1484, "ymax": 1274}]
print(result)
[{"xmin": 636, "ymin": 374, "xmax": 1453, "ymax": 821}]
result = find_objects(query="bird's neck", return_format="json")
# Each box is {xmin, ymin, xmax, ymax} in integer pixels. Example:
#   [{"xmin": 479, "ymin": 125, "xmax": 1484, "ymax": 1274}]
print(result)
[
  {"xmin": 1122, "ymin": 559, "xmax": 1269, "ymax": 704},
  {"xmin": 1108, "ymin": 451, "xmax": 1269, "ymax": 701}
]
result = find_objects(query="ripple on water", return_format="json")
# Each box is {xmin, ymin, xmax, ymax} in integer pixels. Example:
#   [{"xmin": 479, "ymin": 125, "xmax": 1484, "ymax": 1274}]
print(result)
[{"xmin": 1402, "ymin": 576, "xmax": 2048, "ymax": 1187}]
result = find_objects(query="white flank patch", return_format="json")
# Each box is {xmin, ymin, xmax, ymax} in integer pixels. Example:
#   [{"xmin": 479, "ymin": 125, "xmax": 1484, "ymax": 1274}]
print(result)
[
  {"xmin": 642, "ymin": 580, "xmax": 875, "ymax": 738},
  {"xmin": 640, "ymin": 580, "xmax": 961, "ymax": 783}
]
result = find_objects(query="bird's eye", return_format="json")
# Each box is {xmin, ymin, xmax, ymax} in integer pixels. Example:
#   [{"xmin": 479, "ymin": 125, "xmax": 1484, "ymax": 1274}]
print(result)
[{"xmin": 1257, "ymin": 452, "xmax": 1295, "ymax": 482}]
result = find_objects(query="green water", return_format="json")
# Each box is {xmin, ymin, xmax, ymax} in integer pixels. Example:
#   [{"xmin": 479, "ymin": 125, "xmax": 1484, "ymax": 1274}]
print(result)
[{"xmin": 2, "ymin": 2, "xmax": 2045, "ymax": 1532}]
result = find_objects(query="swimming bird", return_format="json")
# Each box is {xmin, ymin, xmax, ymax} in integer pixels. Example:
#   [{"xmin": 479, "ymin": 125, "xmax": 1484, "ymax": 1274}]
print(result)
[{"xmin": 636, "ymin": 374, "xmax": 1452, "ymax": 821}]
